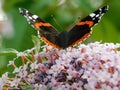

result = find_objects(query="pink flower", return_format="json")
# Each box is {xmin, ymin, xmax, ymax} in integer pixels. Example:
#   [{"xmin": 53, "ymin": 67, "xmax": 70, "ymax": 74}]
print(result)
[{"xmin": 0, "ymin": 42, "xmax": 120, "ymax": 90}]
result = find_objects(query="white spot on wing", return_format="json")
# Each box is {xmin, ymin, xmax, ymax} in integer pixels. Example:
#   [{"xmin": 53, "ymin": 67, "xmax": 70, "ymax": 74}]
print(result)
[
  {"xmin": 26, "ymin": 10, "xmax": 29, "ymax": 13},
  {"xmin": 96, "ymin": 14, "xmax": 100, "ymax": 18},
  {"xmin": 32, "ymin": 15, "xmax": 38, "ymax": 19},
  {"xmin": 99, "ymin": 8, "xmax": 102, "ymax": 11},
  {"xmin": 28, "ymin": 16, "xmax": 32, "ymax": 20},
  {"xmin": 89, "ymin": 13, "xmax": 95, "ymax": 17}
]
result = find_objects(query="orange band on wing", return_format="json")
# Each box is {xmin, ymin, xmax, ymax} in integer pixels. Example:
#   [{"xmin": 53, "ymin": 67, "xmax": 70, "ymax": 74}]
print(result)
[
  {"xmin": 77, "ymin": 21, "xmax": 94, "ymax": 27},
  {"xmin": 71, "ymin": 31, "xmax": 92, "ymax": 47},
  {"xmin": 35, "ymin": 22, "xmax": 51, "ymax": 29},
  {"xmin": 40, "ymin": 36, "xmax": 61, "ymax": 49}
]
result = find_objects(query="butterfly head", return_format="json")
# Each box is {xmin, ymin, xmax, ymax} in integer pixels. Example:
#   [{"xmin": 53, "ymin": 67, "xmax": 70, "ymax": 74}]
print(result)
[{"xmin": 19, "ymin": 6, "xmax": 109, "ymax": 49}]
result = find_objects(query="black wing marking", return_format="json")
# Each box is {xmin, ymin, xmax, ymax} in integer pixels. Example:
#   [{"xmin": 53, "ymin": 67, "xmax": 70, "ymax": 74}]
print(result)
[
  {"xmin": 19, "ymin": 6, "xmax": 108, "ymax": 49},
  {"xmin": 19, "ymin": 8, "xmax": 61, "ymax": 49},
  {"xmin": 67, "ymin": 5, "xmax": 109, "ymax": 47}
]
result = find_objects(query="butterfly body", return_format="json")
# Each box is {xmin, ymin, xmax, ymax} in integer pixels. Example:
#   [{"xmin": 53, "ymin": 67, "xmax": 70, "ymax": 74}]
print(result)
[
  {"xmin": 19, "ymin": 5, "xmax": 108, "ymax": 49},
  {"xmin": 57, "ymin": 31, "xmax": 69, "ymax": 48}
]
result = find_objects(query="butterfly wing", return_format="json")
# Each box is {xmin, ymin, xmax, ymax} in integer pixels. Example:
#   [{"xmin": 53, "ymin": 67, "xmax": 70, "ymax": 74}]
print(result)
[
  {"xmin": 68, "ymin": 5, "xmax": 108, "ymax": 47},
  {"xmin": 19, "ymin": 8, "xmax": 61, "ymax": 49}
]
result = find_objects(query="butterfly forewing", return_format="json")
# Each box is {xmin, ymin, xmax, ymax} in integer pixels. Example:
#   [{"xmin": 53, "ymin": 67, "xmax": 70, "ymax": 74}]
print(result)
[
  {"xmin": 19, "ymin": 5, "xmax": 108, "ymax": 49},
  {"xmin": 19, "ymin": 8, "xmax": 61, "ymax": 49},
  {"xmin": 68, "ymin": 5, "xmax": 108, "ymax": 47}
]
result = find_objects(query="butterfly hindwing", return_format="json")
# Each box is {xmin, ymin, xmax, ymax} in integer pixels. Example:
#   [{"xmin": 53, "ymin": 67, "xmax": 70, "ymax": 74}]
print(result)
[
  {"xmin": 19, "ymin": 5, "xmax": 108, "ymax": 49},
  {"xmin": 68, "ymin": 5, "xmax": 108, "ymax": 47}
]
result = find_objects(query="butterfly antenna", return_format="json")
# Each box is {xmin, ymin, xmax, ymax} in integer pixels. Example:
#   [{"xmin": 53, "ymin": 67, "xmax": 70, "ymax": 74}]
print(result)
[
  {"xmin": 51, "ymin": 15, "xmax": 63, "ymax": 30},
  {"xmin": 70, "ymin": 16, "xmax": 81, "ymax": 27},
  {"xmin": 75, "ymin": 16, "xmax": 81, "ymax": 23},
  {"xmin": 70, "ymin": 16, "xmax": 81, "ymax": 28}
]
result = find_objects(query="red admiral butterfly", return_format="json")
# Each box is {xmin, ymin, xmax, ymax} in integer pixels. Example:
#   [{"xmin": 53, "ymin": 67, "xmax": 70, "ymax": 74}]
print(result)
[{"xmin": 19, "ymin": 5, "xmax": 108, "ymax": 49}]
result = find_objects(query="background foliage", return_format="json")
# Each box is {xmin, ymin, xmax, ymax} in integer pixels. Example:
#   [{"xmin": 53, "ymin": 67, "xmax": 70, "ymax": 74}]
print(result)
[{"xmin": 0, "ymin": 0, "xmax": 120, "ymax": 76}]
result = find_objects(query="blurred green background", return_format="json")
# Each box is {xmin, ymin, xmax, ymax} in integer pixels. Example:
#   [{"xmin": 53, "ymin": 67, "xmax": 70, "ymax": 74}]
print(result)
[{"xmin": 0, "ymin": 0, "xmax": 120, "ymax": 76}]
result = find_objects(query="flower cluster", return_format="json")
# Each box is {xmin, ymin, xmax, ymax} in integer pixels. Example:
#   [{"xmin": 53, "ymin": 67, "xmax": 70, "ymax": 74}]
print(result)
[{"xmin": 0, "ymin": 42, "xmax": 120, "ymax": 90}]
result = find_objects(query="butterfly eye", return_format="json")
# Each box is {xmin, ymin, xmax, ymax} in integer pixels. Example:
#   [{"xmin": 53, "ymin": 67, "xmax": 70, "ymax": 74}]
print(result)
[{"xmin": 19, "ymin": 6, "xmax": 108, "ymax": 49}]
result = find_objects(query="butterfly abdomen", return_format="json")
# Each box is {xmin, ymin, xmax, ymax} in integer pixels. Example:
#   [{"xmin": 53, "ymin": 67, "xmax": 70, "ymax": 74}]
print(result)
[
  {"xmin": 19, "ymin": 5, "xmax": 108, "ymax": 49},
  {"xmin": 56, "ymin": 32, "xmax": 69, "ymax": 49}
]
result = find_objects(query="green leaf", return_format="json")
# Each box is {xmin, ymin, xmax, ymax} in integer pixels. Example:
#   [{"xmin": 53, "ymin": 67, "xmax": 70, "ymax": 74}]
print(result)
[
  {"xmin": 0, "ymin": 48, "xmax": 18, "ymax": 56},
  {"xmin": 32, "ymin": 35, "xmax": 41, "ymax": 53},
  {"xmin": 46, "ymin": 86, "xmax": 51, "ymax": 90},
  {"xmin": 19, "ymin": 82, "xmax": 34, "ymax": 90}
]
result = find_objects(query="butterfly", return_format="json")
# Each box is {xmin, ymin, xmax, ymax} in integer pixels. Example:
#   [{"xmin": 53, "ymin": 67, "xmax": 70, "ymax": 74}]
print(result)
[{"xmin": 19, "ymin": 5, "xmax": 108, "ymax": 49}]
